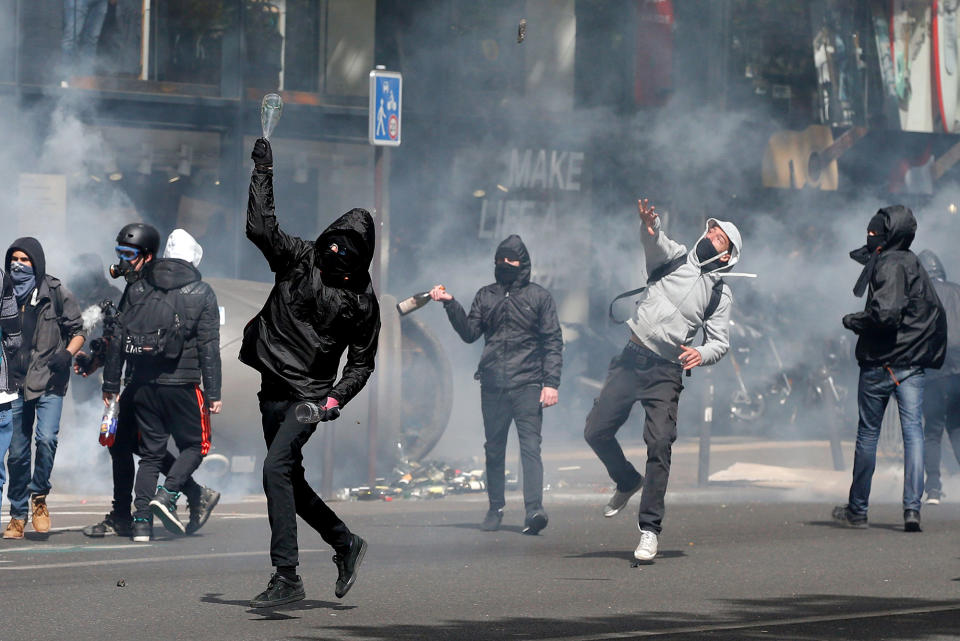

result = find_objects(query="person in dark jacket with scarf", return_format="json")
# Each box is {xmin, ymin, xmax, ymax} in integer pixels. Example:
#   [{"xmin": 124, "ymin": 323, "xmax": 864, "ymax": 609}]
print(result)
[
  {"xmin": 834, "ymin": 205, "xmax": 946, "ymax": 532},
  {"xmin": 241, "ymin": 138, "xmax": 380, "ymax": 609},
  {"xmin": 429, "ymin": 234, "xmax": 563, "ymax": 535},
  {"xmin": 102, "ymin": 226, "xmax": 222, "ymax": 543},
  {"xmin": 916, "ymin": 249, "xmax": 960, "ymax": 505},
  {"xmin": 3, "ymin": 238, "xmax": 86, "ymax": 539},
  {"xmin": 0, "ymin": 270, "xmax": 22, "ymax": 528}
]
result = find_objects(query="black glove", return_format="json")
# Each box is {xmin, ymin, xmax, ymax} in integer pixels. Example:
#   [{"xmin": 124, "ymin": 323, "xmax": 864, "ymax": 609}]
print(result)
[
  {"xmin": 252, "ymin": 138, "xmax": 273, "ymax": 169},
  {"xmin": 319, "ymin": 406, "xmax": 340, "ymax": 422},
  {"xmin": 48, "ymin": 348, "xmax": 73, "ymax": 373},
  {"xmin": 842, "ymin": 314, "xmax": 857, "ymax": 332}
]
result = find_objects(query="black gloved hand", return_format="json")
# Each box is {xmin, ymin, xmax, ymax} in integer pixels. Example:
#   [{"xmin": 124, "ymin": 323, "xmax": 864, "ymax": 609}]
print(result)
[
  {"xmin": 842, "ymin": 314, "xmax": 858, "ymax": 332},
  {"xmin": 48, "ymin": 348, "xmax": 73, "ymax": 373},
  {"xmin": 252, "ymin": 138, "xmax": 273, "ymax": 168},
  {"xmin": 318, "ymin": 406, "xmax": 341, "ymax": 422}
]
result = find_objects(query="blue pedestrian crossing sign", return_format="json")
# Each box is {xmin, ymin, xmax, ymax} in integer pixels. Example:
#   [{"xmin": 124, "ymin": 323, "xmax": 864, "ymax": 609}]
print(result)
[{"xmin": 369, "ymin": 69, "xmax": 402, "ymax": 146}]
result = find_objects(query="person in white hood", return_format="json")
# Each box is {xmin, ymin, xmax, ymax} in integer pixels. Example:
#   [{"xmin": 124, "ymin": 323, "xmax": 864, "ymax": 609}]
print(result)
[{"xmin": 585, "ymin": 197, "xmax": 744, "ymax": 563}]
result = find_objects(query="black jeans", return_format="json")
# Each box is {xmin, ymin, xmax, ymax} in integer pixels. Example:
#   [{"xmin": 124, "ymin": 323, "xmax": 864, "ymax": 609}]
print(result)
[
  {"xmin": 584, "ymin": 342, "xmax": 683, "ymax": 535},
  {"xmin": 110, "ymin": 386, "xmax": 201, "ymax": 519},
  {"xmin": 480, "ymin": 384, "xmax": 545, "ymax": 515},
  {"xmin": 923, "ymin": 374, "xmax": 960, "ymax": 495},
  {"xmin": 259, "ymin": 395, "xmax": 352, "ymax": 568},
  {"xmin": 132, "ymin": 384, "xmax": 209, "ymax": 520}
]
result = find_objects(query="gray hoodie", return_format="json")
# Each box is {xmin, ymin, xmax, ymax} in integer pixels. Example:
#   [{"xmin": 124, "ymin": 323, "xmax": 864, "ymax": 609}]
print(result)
[{"xmin": 626, "ymin": 217, "xmax": 743, "ymax": 367}]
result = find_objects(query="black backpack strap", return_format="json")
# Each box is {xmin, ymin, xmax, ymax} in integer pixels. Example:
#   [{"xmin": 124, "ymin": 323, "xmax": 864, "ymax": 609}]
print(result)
[
  {"xmin": 703, "ymin": 279, "xmax": 724, "ymax": 321},
  {"xmin": 608, "ymin": 286, "xmax": 647, "ymax": 324},
  {"xmin": 608, "ymin": 255, "xmax": 689, "ymax": 324}
]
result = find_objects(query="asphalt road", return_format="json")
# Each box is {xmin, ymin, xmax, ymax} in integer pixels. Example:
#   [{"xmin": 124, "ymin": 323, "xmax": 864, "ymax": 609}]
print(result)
[{"xmin": 1, "ymin": 493, "xmax": 959, "ymax": 641}]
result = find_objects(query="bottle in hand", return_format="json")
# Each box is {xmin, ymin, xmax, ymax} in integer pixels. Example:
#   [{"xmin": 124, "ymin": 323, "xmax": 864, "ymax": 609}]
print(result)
[
  {"xmin": 396, "ymin": 287, "xmax": 441, "ymax": 316},
  {"xmin": 99, "ymin": 398, "xmax": 119, "ymax": 447}
]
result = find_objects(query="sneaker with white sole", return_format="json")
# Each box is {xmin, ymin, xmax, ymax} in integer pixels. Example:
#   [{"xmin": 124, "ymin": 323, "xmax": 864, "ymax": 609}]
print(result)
[
  {"xmin": 149, "ymin": 486, "xmax": 185, "ymax": 535},
  {"xmin": 924, "ymin": 490, "xmax": 942, "ymax": 506},
  {"xmin": 634, "ymin": 529, "xmax": 658, "ymax": 561},
  {"xmin": 604, "ymin": 477, "xmax": 643, "ymax": 518}
]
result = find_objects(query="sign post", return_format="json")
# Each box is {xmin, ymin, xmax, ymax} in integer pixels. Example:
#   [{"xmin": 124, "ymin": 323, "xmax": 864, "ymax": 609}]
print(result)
[{"xmin": 366, "ymin": 67, "xmax": 402, "ymax": 487}]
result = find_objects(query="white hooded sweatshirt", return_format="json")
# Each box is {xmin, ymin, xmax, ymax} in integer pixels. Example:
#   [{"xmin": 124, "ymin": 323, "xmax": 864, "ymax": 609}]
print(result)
[{"xmin": 626, "ymin": 217, "xmax": 744, "ymax": 367}]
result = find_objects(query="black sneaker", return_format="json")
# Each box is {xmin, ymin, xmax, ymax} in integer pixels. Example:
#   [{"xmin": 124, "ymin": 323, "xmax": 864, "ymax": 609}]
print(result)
[
  {"xmin": 249, "ymin": 573, "xmax": 306, "ymax": 608},
  {"xmin": 831, "ymin": 505, "xmax": 868, "ymax": 529},
  {"xmin": 131, "ymin": 517, "xmax": 152, "ymax": 542},
  {"xmin": 480, "ymin": 508, "xmax": 504, "ymax": 532},
  {"xmin": 186, "ymin": 487, "xmax": 221, "ymax": 535},
  {"xmin": 904, "ymin": 509, "xmax": 922, "ymax": 532},
  {"xmin": 83, "ymin": 513, "xmax": 133, "ymax": 538},
  {"xmin": 149, "ymin": 485, "xmax": 185, "ymax": 535},
  {"xmin": 522, "ymin": 510, "xmax": 548, "ymax": 535},
  {"xmin": 333, "ymin": 534, "xmax": 368, "ymax": 599}
]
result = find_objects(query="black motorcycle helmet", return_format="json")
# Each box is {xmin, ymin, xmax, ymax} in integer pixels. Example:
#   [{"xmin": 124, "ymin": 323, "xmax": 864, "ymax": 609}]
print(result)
[
  {"xmin": 116, "ymin": 223, "xmax": 160, "ymax": 256},
  {"xmin": 918, "ymin": 249, "xmax": 946, "ymax": 280}
]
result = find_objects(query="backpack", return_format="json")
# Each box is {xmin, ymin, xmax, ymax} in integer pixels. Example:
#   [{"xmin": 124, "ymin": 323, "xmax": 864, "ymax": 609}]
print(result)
[
  {"xmin": 120, "ymin": 286, "xmax": 185, "ymax": 360},
  {"xmin": 608, "ymin": 255, "xmax": 724, "ymax": 324}
]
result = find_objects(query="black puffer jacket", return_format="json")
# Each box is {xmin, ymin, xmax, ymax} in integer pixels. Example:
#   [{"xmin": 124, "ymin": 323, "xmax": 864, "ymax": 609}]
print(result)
[
  {"xmin": 843, "ymin": 206, "xmax": 947, "ymax": 369},
  {"xmin": 918, "ymin": 250, "xmax": 960, "ymax": 378},
  {"xmin": 102, "ymin": 259, "xmax": 222, "ymax": 400},
  {"xmin": 443, "ymin": 235, "xmax": 563, "ymax": 390},
  {"xmin": 240, "ymin": 167, "xmax": 380, "ymax": 404}
]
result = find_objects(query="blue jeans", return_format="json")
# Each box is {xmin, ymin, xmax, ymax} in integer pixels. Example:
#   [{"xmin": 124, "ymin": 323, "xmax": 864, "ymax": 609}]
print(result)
[
  {"xmin": 848, "ymin": 366, "xmax": 925, "ymax": 515},
  {"xmin": 7, "ymin": 393, "xmax": 64, "ymax": 519},
  {"xmin": 0, "ymin": 407, "xmax": 13, "ymax": 516}
]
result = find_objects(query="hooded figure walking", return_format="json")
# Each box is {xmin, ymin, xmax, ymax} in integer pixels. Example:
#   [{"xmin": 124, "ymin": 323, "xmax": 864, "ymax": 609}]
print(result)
[
  {"xmin": 584, "ymin": 198, "xmax": 743, "ymax": 563},
  {"xmin": 834, "ymin": 206, "xmax": 946, "ymax": 532},
  {"xmin": 429, "ymin": 234, "xmax": 563, "ymax": 534},
  {"xmin": 241, "ymin": 138, "xmax": 380, "ymax": 608}
]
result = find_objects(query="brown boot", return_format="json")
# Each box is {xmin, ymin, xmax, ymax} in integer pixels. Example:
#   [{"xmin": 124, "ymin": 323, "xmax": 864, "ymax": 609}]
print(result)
[
  {"xmin": 31, "ymin": 495, "xmax": 50, "ymax": 533},
  {"xmin": 3, "ymin": 518, "xmax": 25, "ymax": 539}
]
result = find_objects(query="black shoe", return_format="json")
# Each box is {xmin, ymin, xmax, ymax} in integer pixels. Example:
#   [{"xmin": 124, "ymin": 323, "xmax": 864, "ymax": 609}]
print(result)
[
  {"xmin": 904, "ymin": 509, "xmax": 922, "ymax": 532},
  {"xmin": 83, "ymin": 512, "xmax": 132, "ymax": 538},
  {"xmin": 149, "ymin": 485, "xmax": 185, "ymax": 535},
  {"xmin": 249, "ymin": 573, "xmax": 306, "ymax": 608},
  {"xmin": 604, "ymin": 477, "xmax": 644, "ymax": 517},
  {"xmin": 186, "ymin": 487, "xmax": 221, "ymax": 535},
  {"xmin": 831, "ymin": 505, "xmax": 868, "ymax": 529},
  {"xmin": 522, "ymin": 511, "xmax": 548, "ymax": 535},
  {"xmin": 333, "ymin": 534, "xmax": 368, "ymax": 599},
  {"xmin": 480, "ymin": 508, "xmax": 503, "ymax": 532},
  {"xmin": 131, "ymin": 518, "xmax": 152, "ymax": 542}
]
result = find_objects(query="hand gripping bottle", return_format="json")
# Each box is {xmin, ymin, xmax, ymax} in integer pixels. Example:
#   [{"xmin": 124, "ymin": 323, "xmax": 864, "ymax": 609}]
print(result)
[{"xmin": 99, "ymin": 398, "xmax": 119, "ymax": 447}]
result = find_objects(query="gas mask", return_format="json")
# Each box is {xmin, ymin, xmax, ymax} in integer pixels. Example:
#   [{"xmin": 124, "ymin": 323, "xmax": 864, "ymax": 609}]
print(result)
[{"xmin": 110, "ymin": 246, "xmax": 144, "ymax": 283}]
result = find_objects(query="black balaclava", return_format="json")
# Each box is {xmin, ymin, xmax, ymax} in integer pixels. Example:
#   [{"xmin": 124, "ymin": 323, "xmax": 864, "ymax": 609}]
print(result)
[
  {"xmin": 494, "ymin": 246, "xmax": 521, "ymax": 286},
  {"xmin": 866, "ymin": 213, "xmax": 886, "ymax": 253},
  {"xmin": 319, "ymin": 232, "xmax": 365, "ymax": 288},
  {"xmin": 853, "ymin": 212, "xmax": 888, "ymax": 297}
]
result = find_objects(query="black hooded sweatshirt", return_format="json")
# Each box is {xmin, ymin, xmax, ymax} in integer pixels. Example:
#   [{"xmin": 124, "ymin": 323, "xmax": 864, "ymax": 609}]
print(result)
[
  {"xmin": 442, "ymin": 235, "xmax": 563, "ymax": 390},
  {"xmin": 843, "ymin": 205, "xmax": 947, "ymax": 369},
  {"xmin": 917, "ymin": 249, "xmax": 960, "ymax": 378},
  {"xmin": 102, "ymin": 258, "xmax": 222, "ymax": 400},
  {"xmin": 4, "ymin": 237, "xmax": 85, "ymax": 400},
  {"xmin": 240, "ymin": 167, "xmax": 380, "ymax": 404}
]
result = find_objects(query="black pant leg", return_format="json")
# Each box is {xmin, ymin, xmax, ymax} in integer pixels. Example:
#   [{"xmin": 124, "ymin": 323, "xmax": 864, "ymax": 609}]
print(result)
[
  {"xmin": 636, "ymin": 362, "xmax": 683, "ymax": 535},
  {"xmin": 511, "ymin": 385, "xmax": 545, "ymax": 514},
  {"xmin": 132, "ymin": 385, "xmax": 168, "ymax": 520},
  {"xmin": 923, "ymin": 377, "xmax": 949, "ymax": 494},
  {"xmin": 480, "ymin": 386, "xmax": 514, "ymax": 511},
  {"xmin": 161, "ymin": 385, "xmax": 205, "ymax": 492},
  {"xmin": 292, "ymin": 456, "xmax": 352, "ymax": 552},
  {"xmin": 584, "ymin": 349, "xmax": 644, "ymax": 491},
  {"xmin": 108, "ymin": 387, "xmax": 138, "ymax": 518}
]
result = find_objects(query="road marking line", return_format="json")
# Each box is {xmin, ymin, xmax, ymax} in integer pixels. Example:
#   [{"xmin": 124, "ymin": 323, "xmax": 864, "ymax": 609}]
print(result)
[
  {"xmin": 0, "ymin": 549, "xmax": 324, "ymax": 571},
  {"xmin": 0, "ymin": 544, "xmax": 147, "ymax": 554},
  {"xmin": 535, "ymin": 604, "xmax": 960, "ymax": 640}
]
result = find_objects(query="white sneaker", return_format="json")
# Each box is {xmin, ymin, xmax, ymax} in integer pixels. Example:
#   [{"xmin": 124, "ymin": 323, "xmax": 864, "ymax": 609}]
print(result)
[{"xmin": 634, "ymin": 530, "xmax": 658, "ymax": 561}]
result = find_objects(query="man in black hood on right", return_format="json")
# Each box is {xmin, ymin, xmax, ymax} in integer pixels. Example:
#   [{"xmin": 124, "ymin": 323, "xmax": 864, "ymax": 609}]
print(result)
[
  {"xmin": 834, "ymin": 205, "xmax": 946, "ymax": 533},
  {"xmin": 916, "ymin": 249, "xmax": 960, "ymax": 505},
  {"xmin": 429, "ymin": 235, "xmax": 563, "ymax": 534},
  {"xmin": 241, "ymin": 138, "xmax": 380, "ymax": 609}
]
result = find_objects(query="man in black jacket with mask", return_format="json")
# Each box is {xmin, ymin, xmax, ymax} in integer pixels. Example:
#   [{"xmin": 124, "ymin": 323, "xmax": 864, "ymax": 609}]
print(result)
[
  {"xmin": 102, "ymin": 225, "xmax": 222, "ymax": 543},
  {"xmin": 429, "ymin": 235, "xmax": 563, "ymax": 534},
  {"xmin": 241, "ymin": 138, "xmax": 380, "ymax": 608},
  {"xmin": 916, "ymin": 249, "xmax": 960, "ymax": 505},
  {"xmin": 834, "ymin": 205, "xmax": 946, "ymax": 532}
]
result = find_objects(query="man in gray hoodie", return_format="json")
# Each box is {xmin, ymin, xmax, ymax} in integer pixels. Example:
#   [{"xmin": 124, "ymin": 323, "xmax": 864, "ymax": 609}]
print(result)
[{"xmin": 585, "ymin": 198, "xmax": 742, "ymax": 562}]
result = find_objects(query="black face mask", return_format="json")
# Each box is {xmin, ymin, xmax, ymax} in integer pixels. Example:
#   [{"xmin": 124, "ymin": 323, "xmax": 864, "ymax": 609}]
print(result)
[
  {"xmin": 866, "ymin": 234, "xmax": 885, "ymax": 253},
  {"xmin": 695, "ymin": 238, "xmax": 727, "ymax": 272},
  {"xmin": 495, "ymin": 263, "xmax": 519, "ymax": 285},
  {"xmin": 319, "ymin": 233, "xmax": 365, "ymax": 288}
]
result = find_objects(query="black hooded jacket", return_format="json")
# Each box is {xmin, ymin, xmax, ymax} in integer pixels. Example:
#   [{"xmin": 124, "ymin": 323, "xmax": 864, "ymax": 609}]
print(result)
[
  {"xmin": 442, "ymin": 235, "xmax": 563, "ymax": 390},
  {"xmin": 843, "ymin": 206, "xmax": 947, "ymax": 369},
  {"xmin": 4, "ymin": 237, "xmax": 85, "ymax": 400},
  {"xmin": 918, "ymin": 249, "xmax": 960, "ymax": 378},
  {"xmin": 240, "ymin": 167, "xmax": 380, "ymax": 404},
  {"xmin": 102, "ymin": 258, "xmax": 222, "ymax": 400}
]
